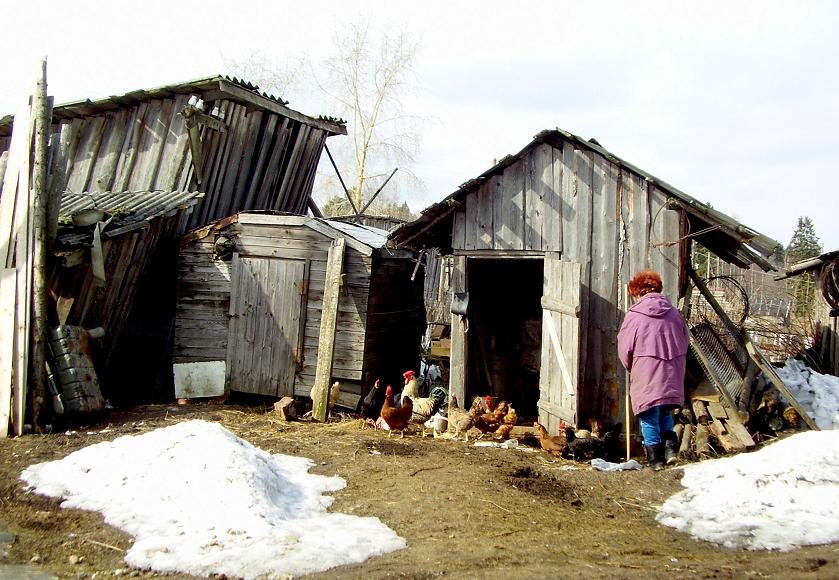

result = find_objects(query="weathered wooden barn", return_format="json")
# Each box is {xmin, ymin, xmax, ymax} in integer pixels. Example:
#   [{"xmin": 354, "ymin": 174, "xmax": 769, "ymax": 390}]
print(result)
[
  {"xmin": 391, "ymin": 128, "xmax": 778, "ymax": 433},
  {"xmin": 174, "ymin": 212, "xmax": 425, "ymax": 408},
  {"xmin": 0, "ymin": 75, "xmax": 346, "ymax": 405}
]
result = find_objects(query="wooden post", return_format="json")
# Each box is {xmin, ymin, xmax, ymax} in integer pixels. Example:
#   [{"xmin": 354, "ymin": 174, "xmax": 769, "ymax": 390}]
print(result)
[
  {"xmin": 623, "ymin": 284, "xmax": 631, "ymax": 461},
  {"xmin": 30, "ymin": 59, "xmax": 50, "ymax": 430},
  {"xmin": 312, "ymin": 237, "xmax": 345, "ymax": 422}
]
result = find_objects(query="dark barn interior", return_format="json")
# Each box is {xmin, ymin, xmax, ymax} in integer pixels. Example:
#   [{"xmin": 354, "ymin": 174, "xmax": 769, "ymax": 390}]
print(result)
[{"xmin": 466, "ymin": 258, "xmax": 543, "ymax": 419}]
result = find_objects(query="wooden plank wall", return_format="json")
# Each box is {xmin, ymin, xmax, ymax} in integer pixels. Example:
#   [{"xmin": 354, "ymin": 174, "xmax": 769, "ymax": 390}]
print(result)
[
  {"xmin": 173, "ymin": 239, "xmax": 231, "ymax": 363},
  {"xmin": 450, "ymin": 138, "xmax": 685, "ymax": 424},
  {"xmin": 176, "ymin": 221, "xmax": 374, "ymax": 400}
]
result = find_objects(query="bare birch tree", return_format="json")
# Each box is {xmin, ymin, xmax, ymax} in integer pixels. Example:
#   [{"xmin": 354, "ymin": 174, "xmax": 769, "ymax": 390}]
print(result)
[
  {"xmin": 227, "ymin": 20, "xmax": 424, "ymax": 217},
  {"xmin": 314, "ymin": 20, "xmax": 423, "ymax": 214}
]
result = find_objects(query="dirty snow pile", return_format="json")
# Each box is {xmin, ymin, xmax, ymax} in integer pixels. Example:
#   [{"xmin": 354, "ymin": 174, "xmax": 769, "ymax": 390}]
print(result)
[
  {"xmin": 20, "ymin": 420, "xmax": 405, "ymax": 578},
  {"xmin": 776, "ymin": 359, "xmax": 839, "ymax": 430},
  {"xmin": 657, "ymin": 430, "xmax": 839, "ymax": 551}
]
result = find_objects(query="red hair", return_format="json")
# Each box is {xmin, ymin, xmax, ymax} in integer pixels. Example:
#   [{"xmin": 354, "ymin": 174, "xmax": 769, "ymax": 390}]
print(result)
[{"xmin": 628, "ymin": 270, "xmax": 663, "ymax": 298}]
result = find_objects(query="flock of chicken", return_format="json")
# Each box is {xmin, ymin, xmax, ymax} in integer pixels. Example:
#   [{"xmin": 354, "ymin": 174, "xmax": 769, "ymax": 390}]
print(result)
[
  {"xmin": 316, "ymin": 369, "xmax": 625, "ymax": 462},
  {"xmin": 533, "ymin": 419, "xmax": 625, "ymax": 462}
]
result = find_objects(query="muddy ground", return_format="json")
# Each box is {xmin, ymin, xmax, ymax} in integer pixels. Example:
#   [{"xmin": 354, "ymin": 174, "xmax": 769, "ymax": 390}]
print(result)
[{"xmin": 0, "ymin": 402, "xmax": 836, "ymax": 579}]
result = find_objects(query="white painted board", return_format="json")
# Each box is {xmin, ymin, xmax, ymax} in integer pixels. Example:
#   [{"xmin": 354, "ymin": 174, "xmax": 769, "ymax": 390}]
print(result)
[{"xmin": 173, "ymin": 360, "xmax": 226, "ymax": 399}]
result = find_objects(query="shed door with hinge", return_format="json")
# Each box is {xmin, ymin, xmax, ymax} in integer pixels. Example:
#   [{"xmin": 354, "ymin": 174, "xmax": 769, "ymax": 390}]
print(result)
[
  {"xmin": 226, "ymin": 254, "xmax": 305, "ymax": 397},
  {"xmin": 538, "ymin": 253, "xmax": 582, "ymax": 431}
]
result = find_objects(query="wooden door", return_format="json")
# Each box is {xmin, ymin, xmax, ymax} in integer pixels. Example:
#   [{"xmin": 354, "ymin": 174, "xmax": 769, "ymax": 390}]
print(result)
[
  {"xmin": 226, "ymin": 254, "xmax": 305, "ymax": 396},
  {"xmin": 538, "ymin": 253, "xmax": 582, "ymax": 432}
]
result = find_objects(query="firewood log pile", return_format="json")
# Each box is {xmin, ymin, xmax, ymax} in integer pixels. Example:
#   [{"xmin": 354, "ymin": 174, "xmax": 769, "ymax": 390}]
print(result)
[{"xmin": 672, "ymin": 377, "xmax": 810, "ymax": 462}]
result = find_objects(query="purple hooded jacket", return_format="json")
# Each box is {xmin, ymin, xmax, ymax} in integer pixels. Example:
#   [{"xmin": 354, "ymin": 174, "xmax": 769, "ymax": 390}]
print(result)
[{"xmin": 617, "ymin": 292, "xmax": 689, "ymax": 415}]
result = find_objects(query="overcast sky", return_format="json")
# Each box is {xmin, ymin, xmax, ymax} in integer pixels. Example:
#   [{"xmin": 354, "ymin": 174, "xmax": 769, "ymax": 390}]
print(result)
[{"xmin": 3, "ymin": 0, "xmax": 837, "ymax": 250}]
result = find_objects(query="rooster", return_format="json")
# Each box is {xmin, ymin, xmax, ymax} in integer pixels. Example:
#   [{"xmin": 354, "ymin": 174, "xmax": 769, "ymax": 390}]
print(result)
[
  {"xmin": 400, "ymin": 370, "xmax": 420, "ymax": 404},
  {"xmin": 411, "ymin": 387, "xmax": 447, "ymax": 423},
  {"xmin": 380, "ymin": 385, "xmax": 413, "ymax": 437}
]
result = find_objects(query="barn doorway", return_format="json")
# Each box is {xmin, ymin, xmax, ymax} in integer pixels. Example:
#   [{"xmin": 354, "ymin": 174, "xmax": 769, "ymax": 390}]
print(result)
[{"xmin": 466, "ymin": 258, "xmax": 543, "ymax": 419}]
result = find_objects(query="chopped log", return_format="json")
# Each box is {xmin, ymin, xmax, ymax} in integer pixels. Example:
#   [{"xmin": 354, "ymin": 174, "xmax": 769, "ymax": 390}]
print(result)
[
  {"xmin": 723, "ymin": 413, "xmax": 756, "ymax": 449},
  {"xmin": 674, "ymin": 423, "xmax": 684, "ymax": 445},
  {"xmin": 679, "ymin": 405, "xmax": 695, "ymax": 424},
  {"xmin": 694, "ymin": 424, "xmax": 711, "ymax": 457},
  {"xmin": 274, "ymin": 397, "xmax": 297, "ymax": 421},
  {"xmin": 692, "ymin": 400, "xmax": 711, "ymax": 424},
  {"xmin": 709, "ymin": 418, "xmax": 744, "ymax": 452},
  {"xmin": 706, "ymin": 401, "xmax": 728, "ymax": 419},
  {"xmin": 679, "ymin": 424, "xmax": 695, "ymax": 458}
]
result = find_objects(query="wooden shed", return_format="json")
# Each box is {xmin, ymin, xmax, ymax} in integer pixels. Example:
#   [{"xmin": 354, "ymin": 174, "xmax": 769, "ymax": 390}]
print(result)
[
  {"xmin": 391, "ymin": 128, "xmax": 778, "ymax": 433},
  {"xmin": 174, "ymin": 212, "xmax": 425, "ymax": 408},
  {"xmin": 0, "ymin": 75, "xmax": 347, "ymax": 405}
]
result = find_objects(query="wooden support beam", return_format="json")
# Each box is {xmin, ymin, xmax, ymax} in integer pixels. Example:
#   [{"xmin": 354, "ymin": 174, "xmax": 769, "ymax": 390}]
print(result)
[{"xmin": 311, "ymin": 237, "xmax": 345, "ymax": 422}]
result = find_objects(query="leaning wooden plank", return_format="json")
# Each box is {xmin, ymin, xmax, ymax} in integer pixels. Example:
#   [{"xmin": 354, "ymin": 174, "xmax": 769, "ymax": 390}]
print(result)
[
  {"xmin": 0, "ymin": 99, "xmax": 31, "ymax": 267},
  {"xmin": 0, "ymin": 151, "xmax": 7, "ymax": 187},
  {"xmin": 12, "ymin": 90, "xmax": 35, "ymax": 437},
  {"xmin": 0, "ymin": 269, "xmax": 15, "ymax": 437},
  {"xmin": 311, "ymin": 237, "xmax": 345, "ymax": 422}
]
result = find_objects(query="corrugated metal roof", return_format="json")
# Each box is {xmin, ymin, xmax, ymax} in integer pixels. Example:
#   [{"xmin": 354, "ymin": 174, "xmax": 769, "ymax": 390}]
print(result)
[
  {"xmin": 57, "ymin": 190, "xmax": 204, "ymax": 247},
  {"xmin": 0, "ymin": 75, "xmax": 346, "ymax": 136},
  {"xmin": 322, "ymin": 218, "xmax": 390, "ymax": 248}
]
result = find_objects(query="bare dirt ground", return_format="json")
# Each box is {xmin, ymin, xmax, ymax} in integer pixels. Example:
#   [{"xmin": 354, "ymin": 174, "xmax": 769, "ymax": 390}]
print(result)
[{"xmin": 0, "ymin": 402, "xmax": 836, "ymax": 580}]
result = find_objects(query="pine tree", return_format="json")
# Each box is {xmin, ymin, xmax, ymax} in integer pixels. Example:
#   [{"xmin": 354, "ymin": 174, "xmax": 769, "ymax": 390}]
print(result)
[
  {"xmin": 786, "ymin": 217, "xmax": 822, "ymax": 264},
  {"xmin": 786, "ymin": 216, "xmax": 822, "ymax": 317}
]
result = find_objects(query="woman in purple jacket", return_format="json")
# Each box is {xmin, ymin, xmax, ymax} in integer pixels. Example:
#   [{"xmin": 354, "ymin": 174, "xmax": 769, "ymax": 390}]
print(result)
[{"xmin": 618, "ymin": 270, "xmax": 689, "ymax": 470}]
